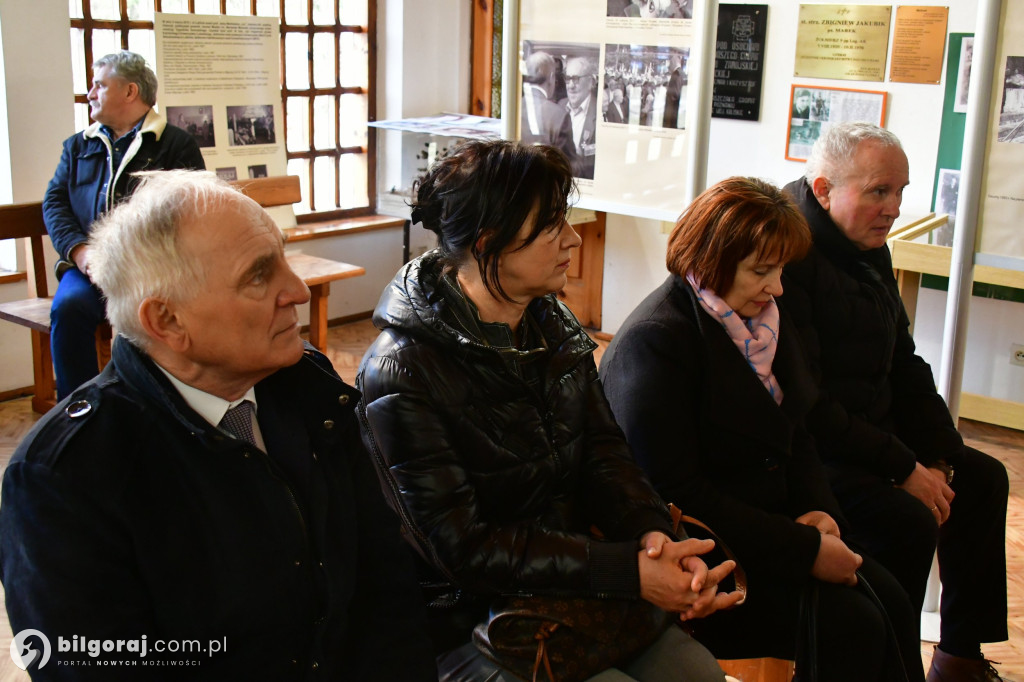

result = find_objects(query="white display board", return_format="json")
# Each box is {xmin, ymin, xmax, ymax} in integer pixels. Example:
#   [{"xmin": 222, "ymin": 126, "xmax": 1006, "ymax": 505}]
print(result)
[
  {"xmin": 155, "ymin": 13, "xmax": 288, "ymax": 207},
  {"xmin": 977, "ymin": 0, "xmax": 1024, "ymax": 267},
  {"xmin": 517, "ymin": 0, "xmax": 708, "ymax": 221}
]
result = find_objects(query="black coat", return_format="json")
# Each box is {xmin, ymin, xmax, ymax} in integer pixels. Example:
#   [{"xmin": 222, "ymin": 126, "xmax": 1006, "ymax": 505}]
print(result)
[
  {"xmin": 0, "ymin": 338, "xmax": 435, "ymax": 681},
  {"xmin": 357, "ymin": 251, "xmax": 675, "ymax": 649},
  {"xmin": 782, "ymin": 178, "xmax": 964, "ymax": 482},
  {"xmin": 600, "ymin": 275, "xmax": 843, "ymax": 589}
]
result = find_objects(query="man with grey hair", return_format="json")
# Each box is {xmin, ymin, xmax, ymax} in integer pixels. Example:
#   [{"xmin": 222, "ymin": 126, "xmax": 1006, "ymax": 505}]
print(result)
[
  {"xmin": 520, "ymin": 51, "xmax": 577, "ymax": 163},
  {"xmin": 43, "ymin": 50, "xmax": 205, "ymax": 401},
  {"xmin": 1, "ymin": 171, "xmax": 435, "ymax": 680},
  {"xmin": 783, "ymin": 122, "xmax": 1008, "ymax": 682},
  {"xmin": 561, "ymin": 56, "xmax": 598, "ymax": 179}
]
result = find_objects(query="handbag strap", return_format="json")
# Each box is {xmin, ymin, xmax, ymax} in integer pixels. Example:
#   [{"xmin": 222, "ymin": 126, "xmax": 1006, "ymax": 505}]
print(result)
[
  {"xmin": 532, "ymin": 622, "xmax": 559, "ymax": 682},
  {"xmin": 856, "ymin": 570, "xmax": 910, "ymax": 682},
  {"xmin": 668, "ymin": 504, "xmax": 747, "ymax": 605}
]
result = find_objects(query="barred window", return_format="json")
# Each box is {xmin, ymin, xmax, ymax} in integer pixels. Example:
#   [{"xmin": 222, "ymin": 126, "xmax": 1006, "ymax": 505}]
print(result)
[{"xmin": 68, "ymin": 0, "xmax": 375, "ymax": 221}]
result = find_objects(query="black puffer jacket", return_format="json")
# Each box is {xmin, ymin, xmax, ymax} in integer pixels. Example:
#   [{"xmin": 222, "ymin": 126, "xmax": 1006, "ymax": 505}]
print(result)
[
  {"xmin": 357, "ymin": 251, "xmax": 674, "ymax": 647},
  {"xmin": 782, "ymin": 178, "xmax": 964, "ymax": 483}
]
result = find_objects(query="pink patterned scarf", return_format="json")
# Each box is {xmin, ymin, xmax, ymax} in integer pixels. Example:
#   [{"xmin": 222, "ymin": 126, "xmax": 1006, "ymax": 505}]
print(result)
[{"xmin": 687, "ymin": 273, "xmax": 784, "ymax": 405}]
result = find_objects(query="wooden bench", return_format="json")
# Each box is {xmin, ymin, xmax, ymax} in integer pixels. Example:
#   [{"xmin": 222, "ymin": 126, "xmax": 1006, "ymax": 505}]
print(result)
[
  {"xmin": 0, "ymin": 176, "xmax": 364, "ymax": 414},
  {"xmin": 0, "ymin": 202, "xmax": 112, "ymax": 413}
]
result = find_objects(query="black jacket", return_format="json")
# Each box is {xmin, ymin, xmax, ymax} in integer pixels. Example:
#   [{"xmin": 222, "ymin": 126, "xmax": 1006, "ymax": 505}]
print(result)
[
  {"xmin": 0, "ymin": 338, "xmax": 435, "ymax": 681},
  {"xmin": 357, "ymin": 251, "xmax": 675, "ymax": 649},
  {"xmin": 782, "ymin": 178, "xmax": 964, "ymax": 483},
  {"xmin": 600, "ymin": 275, "xmax": 844, "ymax": 589}
]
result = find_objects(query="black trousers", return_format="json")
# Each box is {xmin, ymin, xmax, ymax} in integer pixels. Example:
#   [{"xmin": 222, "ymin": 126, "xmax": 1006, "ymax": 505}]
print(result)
[
  {"xmin": 828, "ymin": 445, "xmax": 1009, "ymax": 649},
  {"xmin": 686, "ymin": 554, "xmax": 924, "ymax": 682}
]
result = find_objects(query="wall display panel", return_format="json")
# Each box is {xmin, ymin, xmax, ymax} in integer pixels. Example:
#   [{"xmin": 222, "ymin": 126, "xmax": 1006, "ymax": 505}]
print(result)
[
  {"xmin": 978, "ymin": 0, "xmax": 1024, "ymax": 264},
  {"xmin": 889, "ymin": 5, "xmax": 949, "ymax": 84},
  {"xmin": 785, "ymin": 84, "xmax": 887, "ymax": 161},
  {"xmin": 518, "ymin": 0, "xmax": 703, "ymax": 220},
  {"xmin": 155, "ymin": 14, "xmax": 288, "ymax": 204},
  {"xmin": 712, "ymin": 4, "xmax": 768, "ymax": 121},
  {"xmin": 794, "ymin": 4, "xmax": 892, "ymax": 81}
]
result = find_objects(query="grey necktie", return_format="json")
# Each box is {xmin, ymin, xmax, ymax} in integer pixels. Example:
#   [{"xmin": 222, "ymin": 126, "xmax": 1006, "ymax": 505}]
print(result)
[{"xmin": 219, "ymin": 401, "xmax": 256, "ymax": 446}]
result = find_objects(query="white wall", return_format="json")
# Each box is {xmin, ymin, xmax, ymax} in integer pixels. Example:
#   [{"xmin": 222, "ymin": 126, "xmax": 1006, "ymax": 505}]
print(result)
[
  {"xmin": 600, "ymin": 0, "xmax": 1024, "ymax": 406},
  {"xmin": 0, "ymin": 0, "xmax": 74, "ymax": 393}
]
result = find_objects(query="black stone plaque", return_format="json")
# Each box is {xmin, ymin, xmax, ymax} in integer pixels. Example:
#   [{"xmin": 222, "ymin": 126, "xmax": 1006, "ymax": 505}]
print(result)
[{"xmin": 712, "ymin": 4, "xmax": 768, "ymax": 121}]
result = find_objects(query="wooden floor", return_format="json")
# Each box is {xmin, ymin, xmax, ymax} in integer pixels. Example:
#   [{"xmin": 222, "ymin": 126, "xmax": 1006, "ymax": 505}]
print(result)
[{"xmin": 0, "ymin": 318, "xmax": 1021, "ymax": 680}]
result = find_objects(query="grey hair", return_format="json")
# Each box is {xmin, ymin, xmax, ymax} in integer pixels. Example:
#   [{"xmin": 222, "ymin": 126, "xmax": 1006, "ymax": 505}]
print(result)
[
  {"xmin": 94, "ymin": 51, "xmax": 158, "ymax": 107},
  {"xmin": 805, "ymin": 122, "xmax": 903, "ymax": 186},
  {"xmin": 524, "ymin": 51, "xmax": 555, "ymax": 84},
  {"xmin": 88, "ymin": 170, "xmax": 269, "ymax": 348},
  {"xmin": 566, "ymin": 56, "xmax": 597, "ymax": 78}
]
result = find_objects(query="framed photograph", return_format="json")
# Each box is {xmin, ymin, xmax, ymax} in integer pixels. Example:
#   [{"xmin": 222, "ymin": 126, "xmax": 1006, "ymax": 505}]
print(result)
[
  {"xmin": 954, "ymin": 37, "xmax": 974, "ymax": 114},
  {"xmin": 933, "ymin": 168, "xmax": 960, "ymax": 247},
  {"xmin": 786, "ymin": 85, "xmax": 888, "ymax": 162}
]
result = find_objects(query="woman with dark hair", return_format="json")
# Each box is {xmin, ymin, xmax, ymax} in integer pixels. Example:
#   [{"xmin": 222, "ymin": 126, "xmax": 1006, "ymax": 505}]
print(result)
[
  {"xmin": 600, "ymin": 177, "xmax": 925, "ymax": 682},
  {"xmin": 357, "ymin": 140, "xmax": 741, "ymax": 682}
]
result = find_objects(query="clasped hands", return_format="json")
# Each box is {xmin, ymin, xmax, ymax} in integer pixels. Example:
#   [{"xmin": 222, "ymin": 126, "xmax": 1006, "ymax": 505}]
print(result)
[{"xmin": 637, "ymin": 531, "xmax": 744, "ymax": 622}]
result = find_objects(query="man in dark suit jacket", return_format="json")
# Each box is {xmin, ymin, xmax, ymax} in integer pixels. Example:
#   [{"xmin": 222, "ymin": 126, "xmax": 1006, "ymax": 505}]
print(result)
[
  {"xmin": 561, "ymin": 56, "xmax": 598, "ymax": 179},
  {"xmin": 0, "ymin": 171, "xmax": 436, "ymax": 681},
  {"xmin": 663, "ymin": 51, "xmax": 686, "ymax": 129},
  {"xmin": 520, "ymin": 51, "xmax": 577, "ymax": 165},
  {"xmin": 605, "ymin": 85, "xmax": 629, "ymax": 124}
]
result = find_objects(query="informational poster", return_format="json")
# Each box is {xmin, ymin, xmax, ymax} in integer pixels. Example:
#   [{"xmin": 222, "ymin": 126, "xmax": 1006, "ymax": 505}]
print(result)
[
  {"xmin": 712, "ymin": 4, "xmax": 768, "ymax": 121},
  {"xmin": 785, "ymin": 84, "xmax": 887, "ymax": 161},
  {"xmin": 977, "ymin": 0, "xmax": 1024, "ymax": 263},
  {"xmin": 794, "ymin": 4, "xmax": 892, "ymax": 82},
  {"xmin": 518, "ymin": 0, "xmax": 700, "ymax": 220},
  {"xmin": 889, "ymin": 6, "xmax": 949, "ymax": 84},
  {"xmin": 155, "ymin": 14, "xmax": 287, "ymax": 191}
]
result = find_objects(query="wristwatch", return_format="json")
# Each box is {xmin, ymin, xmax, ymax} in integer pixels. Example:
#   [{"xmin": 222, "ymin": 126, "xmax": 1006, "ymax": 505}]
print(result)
[{"xmin": 932, "ymin": 460, "xmax": 955, "ymax": 485}]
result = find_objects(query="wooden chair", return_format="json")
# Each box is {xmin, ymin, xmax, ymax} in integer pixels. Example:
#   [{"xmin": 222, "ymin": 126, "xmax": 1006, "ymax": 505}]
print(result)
[
  {"xmin": 0, "ymin": 202, "xmax": 112, "ymax": 414},
  {"xmin": 719, "ymin": 658, "xmax": 794, "ymax": 682}
]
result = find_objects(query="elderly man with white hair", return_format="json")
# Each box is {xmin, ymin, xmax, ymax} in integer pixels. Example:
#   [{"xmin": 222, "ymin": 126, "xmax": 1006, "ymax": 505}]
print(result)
[
  {"xmin": 782, "ymin": 122, "xmax": 1008, "ymax": 682},
  {"xmin": 0, "ymin": 171, "xmax": 436, "ymax": 681}
]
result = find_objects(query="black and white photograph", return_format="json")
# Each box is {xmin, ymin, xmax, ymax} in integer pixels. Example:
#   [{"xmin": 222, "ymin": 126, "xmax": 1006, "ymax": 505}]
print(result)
[
  {"xmin": 606, "ymin": 0, "xmax": 692, "ymax": 19},
  {"xmin": 786, "ymin": 85, "xmax": 886, "ymax": 161},
  {"xmin": 215, "ymin": 167, "xmax": 238, "ymax": 182},
  {"xmin": 520, "ymin": 40, "xmax": 600, "ymax": 180},
  {"xmin": 998, "ymin": 56, "xmax": 1024, "ymax": 143},
  {"xmin": 603, "ymin": 44, "xmax": 689, "ymax": 130},
  {"xmin": 247, "ymin": 164, "xmax": 268, "ymax": 179},
  {"xmin": 227, "ymin": 104, "xmax": 276, "ymax": 146},
  {"xmin": 166, "ymin": 105, "xmax": 215, "ymax": 148},
  {"xmin": 934, "ymin": 168, "xmax": 960, "ymax": 247},
  {"xmin": 954, "ymin": 37, "xmax": 973, "ymax": 114}
]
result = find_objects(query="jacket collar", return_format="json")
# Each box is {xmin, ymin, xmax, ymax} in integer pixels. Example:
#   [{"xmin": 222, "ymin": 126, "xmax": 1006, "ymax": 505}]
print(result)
[
  {"xmin": 109, "ymin": 336, "xmax": 357, "ymax": 447},
  {"xmin": 83, "ymin": 107, "xmax": 167, "ymax": 142},
  {"xmin": 374, "ymin": 249, "xmax": 596, "ymax": 368}
]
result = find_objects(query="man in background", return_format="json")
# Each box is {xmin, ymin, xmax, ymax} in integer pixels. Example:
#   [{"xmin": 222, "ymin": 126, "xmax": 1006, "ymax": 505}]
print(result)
[
  {"xmin": 562, "ymin": 56, "xmax": 598, "ymax": 179},
  {"xmin": 43, "ymin": 50, "xmax": 205, "ymax": 400},
  {"xmin": 520, "ymin": 50, "xmax": 577, "ymax": 164}
]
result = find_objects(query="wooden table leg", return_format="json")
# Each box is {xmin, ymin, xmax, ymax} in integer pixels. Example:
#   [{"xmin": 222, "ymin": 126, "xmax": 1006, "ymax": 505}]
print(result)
[
  {"xmin": 895, "ymin": 268, "xmax": 922, "ymax": 335},
  {"xmin": 31, "ymin": 329, "xmax": 57, "ymax": 414},
  {"xmin": 308, "ymin": 282, "xmax": 330, "ymax": 353}
]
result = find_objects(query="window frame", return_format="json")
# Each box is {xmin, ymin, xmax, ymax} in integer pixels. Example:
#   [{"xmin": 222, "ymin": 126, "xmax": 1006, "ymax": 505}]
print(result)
[{"xmin": 69, "ymin": 0, "xmax": 376, "ymax": 222}]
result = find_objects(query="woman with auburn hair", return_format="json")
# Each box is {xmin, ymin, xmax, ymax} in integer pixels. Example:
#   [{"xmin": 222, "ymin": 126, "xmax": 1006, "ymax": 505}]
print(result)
[
  {"xmin": 600, "ymin": 177, "xmax": 924, "ymax": 681},
  {"xmin": 357, "ymin": 140, "xmax": 742, "ymax": 682}
]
